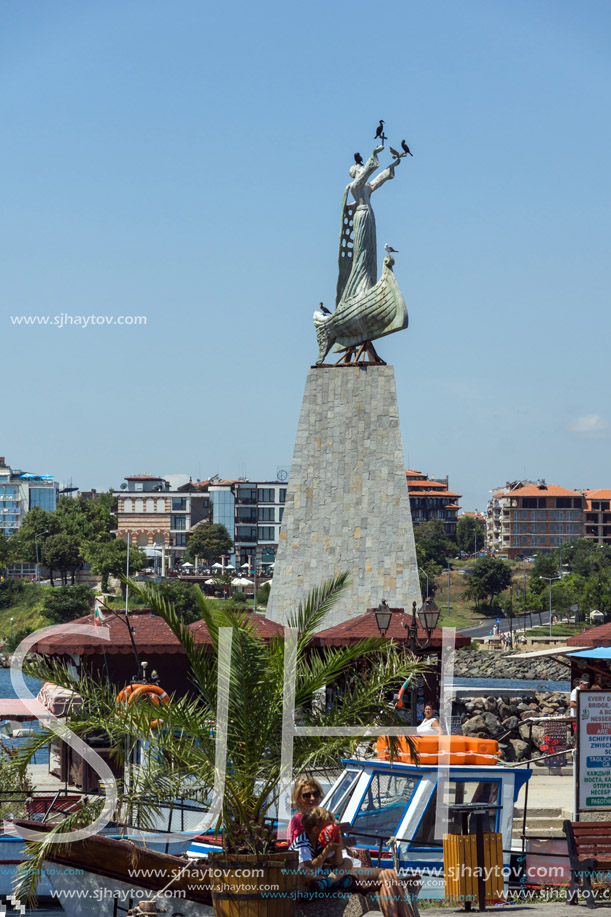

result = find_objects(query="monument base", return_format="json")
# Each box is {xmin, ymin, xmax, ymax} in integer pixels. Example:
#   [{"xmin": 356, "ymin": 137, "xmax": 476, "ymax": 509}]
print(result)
[{"xmin": 267, "ymin": 364, "xmax": 421, "ymax": 630}]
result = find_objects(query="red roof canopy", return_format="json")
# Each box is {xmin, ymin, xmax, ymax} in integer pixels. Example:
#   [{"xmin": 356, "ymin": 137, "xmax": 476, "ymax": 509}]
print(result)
[
  {"xmin": 310, "ymin": 607, "xmax": 471, "ymax": 649},
  {"xmin": 32, "ymin": 608, "xmax": 284, "ymax": 656},
  {"xmin": 567, "ymin": 622, "xmax": 611, "ymax": 648}
]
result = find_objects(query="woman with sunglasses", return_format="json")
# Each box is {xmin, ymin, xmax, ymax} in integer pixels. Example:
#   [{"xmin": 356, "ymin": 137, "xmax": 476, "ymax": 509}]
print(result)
[{"xmin": 288, "ymin": 774, "xmax": 324, "ymax": 844}]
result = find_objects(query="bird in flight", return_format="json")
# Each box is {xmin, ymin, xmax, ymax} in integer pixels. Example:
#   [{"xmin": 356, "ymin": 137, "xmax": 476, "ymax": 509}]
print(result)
[
  {"xmin": 319, "ymin": 302, "xmax": 331, "ymax": 315},
  {"xmin": 374, "ymin": 119, "xmax": 386, "ymax": 141},
  {"xmin": 354, "ymin": 152, "xmax": 363, "ymax": 165},
  {"xmin": 384, "ymin": 243, "xmax": 399, "ymax": 253},
  {"xmin": 401, "ymin": 139, "xmax": 413, "ymax": 156},
  {"xmin": 389, "ymin": 146, "xmax": 402, "ymax": 159}
]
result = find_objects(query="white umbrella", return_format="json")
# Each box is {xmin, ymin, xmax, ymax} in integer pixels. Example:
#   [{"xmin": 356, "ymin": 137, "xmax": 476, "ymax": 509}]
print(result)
[
  {"xmin": 232, "ymin": 577, "xmax": 254, "ymax": 586},
  {"xmin": 181, "ymin": 562, "xmax": 194, "ymax": 568},
  {"xmin": 211, "ymin": 562, "xmax": 224, "ymax": 569},
  {"xmin": 240, "ymin": 562, "xmax": 250, "ymax": 569},
  {"xmin": 204, "ymin": 578, "xmax": 217, "ymax": 585},
  {"xmin": 226, "ymin": 563, "xmax": 236, "ymax": 570}
]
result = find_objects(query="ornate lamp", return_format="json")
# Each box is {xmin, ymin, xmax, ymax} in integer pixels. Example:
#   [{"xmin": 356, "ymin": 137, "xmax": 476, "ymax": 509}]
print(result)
[{"xmin": 374, "ymin": 599, "xmax": 393, "ymax": 637}]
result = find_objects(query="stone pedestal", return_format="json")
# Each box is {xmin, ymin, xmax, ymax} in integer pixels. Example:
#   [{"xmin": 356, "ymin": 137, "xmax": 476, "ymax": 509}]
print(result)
[{"xmin": 267, "ymin": 365, "xmax": 421, "ymax": 630}]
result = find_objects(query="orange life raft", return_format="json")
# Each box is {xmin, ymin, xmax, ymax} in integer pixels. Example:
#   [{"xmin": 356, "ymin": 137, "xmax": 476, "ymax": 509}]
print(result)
[{"xmin": 375, "ymin": 734, "xmax": 499, "ymax": 766}]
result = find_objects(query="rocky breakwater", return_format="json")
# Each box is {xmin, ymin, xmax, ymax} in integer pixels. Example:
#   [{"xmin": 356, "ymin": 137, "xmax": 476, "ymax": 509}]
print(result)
[
  {"xmin": 451, "ymin": 648, "xmax": 571, "ymax": 763},
  {"xmin": 456, "ymin": 692, "xmax": 570, "ymax": 763},
  {"xmin": 452, "ymin": 646, "xmax": 568, "ymax": 683}
]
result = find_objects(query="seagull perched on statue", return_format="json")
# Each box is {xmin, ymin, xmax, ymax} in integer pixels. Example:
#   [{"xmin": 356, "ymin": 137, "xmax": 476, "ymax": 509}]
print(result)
[
  {"xmin": 354, "ymin": 152, "xmax": 363, "ymax": 165},
  {"xmin": 319, "ymin": 302, "xmax": 331, "ymax": 315},
  {"xmin": 384, "ymin": 243, "xmax": 399, "ymax": 253},
  {"xmin": 374, "ymin": 119, "xmax": 386, "ymax": 141},
  {"xmin": 401, "ymin": 139, "xmax": 413, "ymax": 156}
]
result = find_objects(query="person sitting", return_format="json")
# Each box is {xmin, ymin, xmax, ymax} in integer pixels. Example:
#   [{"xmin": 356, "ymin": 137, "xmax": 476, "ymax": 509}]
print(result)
[
  {"xmin": 287, "ymin": 774, "xmax": 324, "ymax": 844},
  {"xmin": 416, "ymin": 704, "xmax": 442, "ymax": 735},
  {"xmin": 289, "ymin": 806, "xmax": 417, "ymax": 916}
]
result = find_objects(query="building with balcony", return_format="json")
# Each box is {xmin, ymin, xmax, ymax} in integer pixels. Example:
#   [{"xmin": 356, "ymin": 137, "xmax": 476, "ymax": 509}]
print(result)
[
  {"xmin": 113, "ymin": 474, "xmax": 210, "ymax": 570},
  {"xmin": 405, "ymin": 470, "xmax": 461, "ymax": 538},
  {"xmin": 181, "ymin": 477, "xmax": 287, "ymax": 572},
  {"xmin": 583, "ymin": 490, "xmax": 611, "ymax": 544},
  {"xmin": 486, "ymin": 480, "xmax": 584, "ymax": 557},
  {"xmin": 0, "ymin": 456, "xmax": 58, "ymax": 536}
]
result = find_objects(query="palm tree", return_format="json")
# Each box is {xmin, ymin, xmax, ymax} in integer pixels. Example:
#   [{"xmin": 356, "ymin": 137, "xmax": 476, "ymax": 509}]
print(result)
[{"xmin": 18, "ymin": 574, "xmax": 427, "ymax": 862}]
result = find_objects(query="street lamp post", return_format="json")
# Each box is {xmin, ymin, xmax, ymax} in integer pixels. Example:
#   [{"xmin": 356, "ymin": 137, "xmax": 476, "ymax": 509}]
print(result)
[
  {"xmin": 540, "ymin": 575, "xmax": 560, "ymax": 637},
  {"xmin": 443, "ymin": 567, "xmax": 452, "ymax": 616},
  {"xmin": 404, "ymin": 600, "xmax": 441, "ymax": 726},
  {"xmin": 374, "ymin": 600, "xmax": 440, "ymax": 726},
  {"xmin": 419, "ymin": 567, "xmax": 429, "ymax": 601},
  {"xmin": 35, "ymin": 530, "xmax": 49, "ymax": 583}
]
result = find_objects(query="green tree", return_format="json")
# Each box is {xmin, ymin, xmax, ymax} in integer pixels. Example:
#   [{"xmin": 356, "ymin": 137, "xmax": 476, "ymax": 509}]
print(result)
[
  {"xmin": 55, "ymin": 492, "xmax": 116, "ymax": 544},
  {"xmin": 414, "ymin": 519, "xmax": 453, "ymax": 568},
  {"xmin": 40, "ymin": 534, "xmax": 82, "ymax": 586},
  {"xmin": 0, "ymin": 532, "xmax": 10, "ymax": 573},
  {"xmin": 43, "ymin": 586, "xmax": 94, "ymax": 623},
  {"xmin": 184, "ymin": 523, "xmax": 233, "ymax": 565},
  {"xmin": 456, "ymin": 515, "xmax": 486, "ymax": 556},
  {"xmin": 85, "ymin": 539, "xmax": 147, "ymax": 592},
  {"xmin": 465, "ymin": 556, "xmax": 512, "ymax": 608}
]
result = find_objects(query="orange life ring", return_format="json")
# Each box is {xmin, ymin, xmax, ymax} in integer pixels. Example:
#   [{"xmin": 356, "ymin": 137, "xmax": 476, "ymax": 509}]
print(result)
[{"xmin": 117, "ymin": 683, "xmax": 170, "ymax": 707}]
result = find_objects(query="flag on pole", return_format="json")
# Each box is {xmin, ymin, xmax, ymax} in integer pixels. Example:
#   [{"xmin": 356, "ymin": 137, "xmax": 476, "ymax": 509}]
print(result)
[{"xmin": 93, "ymin": 597, "xmax": 105, "ymax": 627}]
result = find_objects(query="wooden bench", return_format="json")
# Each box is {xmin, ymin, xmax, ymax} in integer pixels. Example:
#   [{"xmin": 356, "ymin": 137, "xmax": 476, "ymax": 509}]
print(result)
[{"xmin": 562, "ymin": 820, "xmax": 611, "ymax": 908}]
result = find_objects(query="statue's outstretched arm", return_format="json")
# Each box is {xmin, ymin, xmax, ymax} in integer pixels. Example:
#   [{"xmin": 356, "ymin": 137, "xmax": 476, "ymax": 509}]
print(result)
[{"xmin": 369, "ymin": 157, "xmax": 400, "ymax": 193}]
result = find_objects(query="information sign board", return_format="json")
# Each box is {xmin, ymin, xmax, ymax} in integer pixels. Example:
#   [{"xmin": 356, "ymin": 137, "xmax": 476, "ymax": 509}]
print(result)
[
  {"xmin": 540, "ymin": 720, "xmax": 570, "ymax": 768},
  {"xmin": 578, "ymin": 690, "xmax": 611, "ymax": 811}
]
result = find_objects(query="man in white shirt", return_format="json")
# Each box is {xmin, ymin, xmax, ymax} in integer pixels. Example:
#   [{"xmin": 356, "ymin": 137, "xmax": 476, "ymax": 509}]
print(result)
[{"xmin": 570, "ymin": 674, "xmax": 590, "ymax": 715}]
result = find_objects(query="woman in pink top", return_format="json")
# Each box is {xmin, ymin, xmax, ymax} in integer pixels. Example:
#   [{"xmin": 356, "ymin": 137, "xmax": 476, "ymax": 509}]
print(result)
[{"xmin": 288, "ymin": 775, "xmax": 324, "ymax": 843}]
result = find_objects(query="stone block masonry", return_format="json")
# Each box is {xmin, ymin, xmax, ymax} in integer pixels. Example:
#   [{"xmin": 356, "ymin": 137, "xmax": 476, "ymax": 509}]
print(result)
[{"xmin": 267, "ymin": 364, "xmax": 421, "ymax": 630}]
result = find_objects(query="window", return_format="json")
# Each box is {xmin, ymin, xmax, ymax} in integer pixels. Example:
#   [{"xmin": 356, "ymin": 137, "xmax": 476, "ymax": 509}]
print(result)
[
  {"xmin": 173, "ymin": 533, "xmax": 187, "ymax": 547},
  {"xmin": 279, "ymin": 507, "xmax": 284, "ymax": 522},
  {"xmin": 172, "ymin": 498, "xmax": 187, "ymax": 511},
  {"xmin": 135, "ymin": 499, "xmax": 144, "ymax": 513},
  {"xmin": 258, "ymin": 526, "xmax": 275, "ymax": 541},
  {"xmin": 171, "ymin": 515, "xmax": 186, "ymax": 530},
  {"xmin": 556, "ymin": 497, "xmax": 572, "ymax": 509},
  {"xmin": 351, "ymin": 773, "xmax": 418, "ymax": 838},
  {"xmin": 258, "ymin": 507, "xmax": 275, "ymax": 522},
  {"xmin": 279, "ymin": 489, "xmax": 287, "ymax": 503},
  {"xmin": 124, "ymin": 499, "xmax": 133, "ymax": 512},
  {"xmin": 326, "ymin": 770, "xmax": 362, "ymax": 822},
  {"xmin": 146, "ymin": 499, "xmax": 155, "ymax": 512},
  {"xmin": 236, "ymin": 526, "xmax": 257, "ymax": 541},
  {"xmin": 411, "ymin": 781, "xmax": 500, "ymax": 848},
  {"xmin": 157, "ymin": 498, "xmax": 165, "ymax": 512},
  {"xmin": 257, "ymin": 488, "xmax": 275, "ymax": 503}
]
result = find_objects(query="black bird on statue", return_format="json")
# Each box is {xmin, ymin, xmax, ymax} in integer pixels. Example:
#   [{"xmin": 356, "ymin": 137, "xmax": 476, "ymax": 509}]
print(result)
[
  {"xmin": 374, "ymin": 119, "xmax": 386, "ymax": 141},
  {"xmin": 319, "ymin": 302, "xmax": 331, "ymax": 315},
  {"xmin": 354, "ymin": 152, "xmax": 363, "ymax": 165},
  {"xmin": 401, "ymin": 139, "xmax": 413, "ymax": 156}
]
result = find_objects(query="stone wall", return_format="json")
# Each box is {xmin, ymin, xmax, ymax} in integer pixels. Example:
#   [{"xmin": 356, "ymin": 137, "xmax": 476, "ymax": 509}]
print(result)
[
  {"xmin": 267, "ymin": 365, "xmax": 421, "ymax": 630},
  {"xmin": 452, "ymin": 647, "xmax": 569, "ymax": 683},
  {"xmin": 455, "ymin": 692, "xmax": 570, "ymax": 762}
]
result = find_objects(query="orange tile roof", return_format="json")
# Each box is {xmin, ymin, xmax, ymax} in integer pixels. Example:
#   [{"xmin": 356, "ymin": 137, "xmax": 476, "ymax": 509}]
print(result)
[
  {"xmin": 408, "ymin": 490, "xmax": 462, "ymax": 498},
  {"xmin": 503, "ymin": 484, "xmax": 582, "ymax": 498},
  {"xmin": 405, "ymin": 470, "xmax": 424, "ymax": 477},
  {"xmin": 408, "ymin": 480, "xmax": 447, "ymax": 489},
  {"xmin": 584, "ymin": 490, "xmax": 611, "ymax": 500},
  {"xmin": 445, "ymin": 503, "xmax": 460, "ymax": 509}
]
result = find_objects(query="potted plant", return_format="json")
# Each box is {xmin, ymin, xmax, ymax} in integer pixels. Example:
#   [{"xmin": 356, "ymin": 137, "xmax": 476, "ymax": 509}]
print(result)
[{"xmin": 17, "ymin": 574, "xmax": 424, "ymax": 916}]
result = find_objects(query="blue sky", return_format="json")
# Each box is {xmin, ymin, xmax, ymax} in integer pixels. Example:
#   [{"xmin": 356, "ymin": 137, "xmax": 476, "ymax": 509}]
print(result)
[{"xmin": 2, "ymin": 0, "xmax": 610, "ymax": 511}]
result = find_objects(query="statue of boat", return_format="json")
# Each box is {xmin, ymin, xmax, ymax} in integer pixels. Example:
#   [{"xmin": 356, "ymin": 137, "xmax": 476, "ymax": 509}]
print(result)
[{"xmin": 314, "ymin": 254, "xmax": 408, "ymax": 364}]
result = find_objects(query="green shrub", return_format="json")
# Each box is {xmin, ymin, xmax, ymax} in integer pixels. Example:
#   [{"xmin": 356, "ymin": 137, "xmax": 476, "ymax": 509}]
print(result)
[
  {"xmin": 0, "ymin": 580, "xmax": 25, "ymax": 610},
  {"xmin": 43, "ymin": 585, "xmax": 94, "ymax": 623}
]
